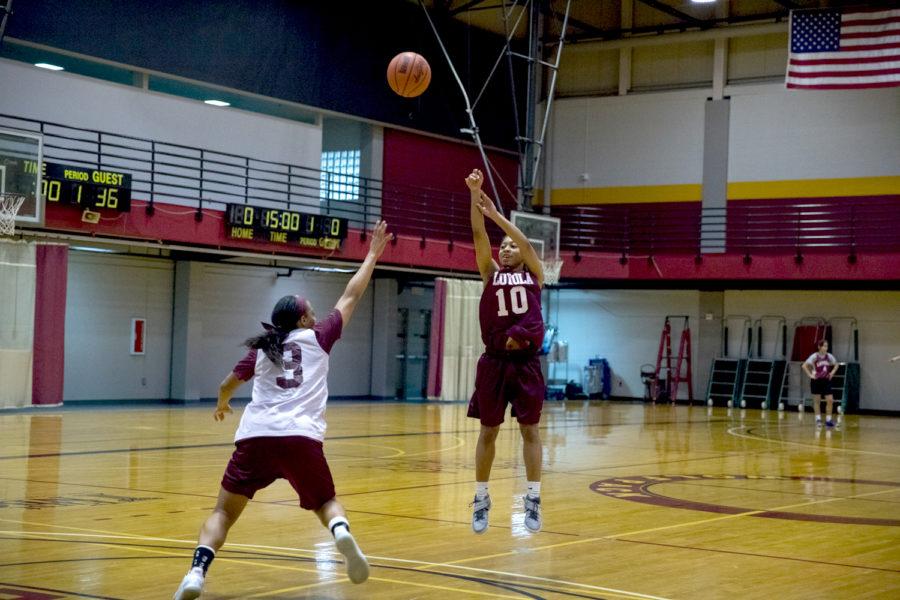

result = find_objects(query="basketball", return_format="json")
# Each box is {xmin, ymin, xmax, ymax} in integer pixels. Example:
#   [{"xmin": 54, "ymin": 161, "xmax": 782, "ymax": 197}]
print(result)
[{"xmin": 387, "ymin": 52, "xmax": 431, "ymax": 98}]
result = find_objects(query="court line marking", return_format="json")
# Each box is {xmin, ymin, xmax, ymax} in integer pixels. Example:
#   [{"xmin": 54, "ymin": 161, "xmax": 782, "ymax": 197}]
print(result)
[
  {"xmin": 324, "ymin": 440, "xmax": 407, "ymax": 459},
  {"xmin": 400, "ymin": 435, "xmax": 467, "ymax": 458},
  {"xmin": 727, "ymin": 425, "xmax": 900, "ymax": 458},
  {"xmin": 432, "ymin": 486, "xmax": 900, "ymax": 569},
  {"xmin": 245, "ymin": 576, "xmax": 529, "ymax": 599},
  {"xmin": 0, "ymin": 530, "xmax": 601, "ymax": 600},
  {"xmin": 614, "ymin": 537, "xmax": 900, "ymax": 574},
  {"xmin": 0, "ymin": 417, "xmax": 728, "ymax": 462},
  {"xmin": 0, "ymin": 523, "xmax": 668, "ymax": 600},
  {"xmin": 674, "ymin": 479, "xmax": 900, "ymax": 504}
]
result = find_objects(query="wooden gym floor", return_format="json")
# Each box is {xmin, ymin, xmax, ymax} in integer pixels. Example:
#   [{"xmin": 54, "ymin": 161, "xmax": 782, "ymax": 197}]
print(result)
[{"xmin": 0, "ymin": 401, "xmax": 898, "ymax": 599}]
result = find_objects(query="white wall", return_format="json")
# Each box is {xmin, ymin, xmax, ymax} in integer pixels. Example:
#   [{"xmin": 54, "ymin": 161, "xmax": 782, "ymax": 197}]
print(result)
[
  {"xmin": 551, "ymin": 288, "xmax": 900, "ymax": 411},
  {"xmin": 63, "ymin": 254, "xmax": 374, "ymax": 401},
  {"xmin": 192, "ymin": 264, "xmax": 373, "ymax": 398},
  {"xmin": 551, "ymin": 91, "xmax": 707, "ymax": 189},
  {"xmin": 64, "ymin": 252, "xmax": 174, "ymax": 401},
  {"xmin": 728, "ymin": 84, "xmax": 900, "ymax": 182},
  {"xmin": 723, "ymin": 290, "xmax": 900, "ymax": 411},
  {"xmin": 550, "ymin": 84, "xmax": 900, "ymax": 192},
  {"xmin": 546, "ymin": 288, "xmax": 701, "ymax": 398},
  {"xmin": 0, "ymin": 59, "xmax": 322, "ymax": 169}
]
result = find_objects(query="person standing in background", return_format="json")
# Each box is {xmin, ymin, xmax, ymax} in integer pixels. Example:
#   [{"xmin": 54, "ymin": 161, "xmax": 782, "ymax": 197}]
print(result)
[{"xmin": 803, "ymin": 339, "xmax": 839, "ymax": 428}]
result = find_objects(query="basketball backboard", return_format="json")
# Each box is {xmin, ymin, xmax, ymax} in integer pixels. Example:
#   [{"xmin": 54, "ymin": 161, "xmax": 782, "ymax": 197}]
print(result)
[
  {"xmin": 511, "ymin": 210, "xmax": 563, "ymax": 284},
  {"xmin": 0, "ymin": 129, "xmax": 43, "ymax": 226},
  {"xmin": 510, "ymin": 211, "xmax": 560, "ymax": 260}
]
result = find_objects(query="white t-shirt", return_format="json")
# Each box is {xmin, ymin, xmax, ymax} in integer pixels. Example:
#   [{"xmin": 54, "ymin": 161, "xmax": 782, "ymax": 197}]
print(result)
[
  {"xmin": 805, "ymin": 352, "xmax": 837, "ymax": 379},
  {"xmin": 231, "ymin": 310, "xmax": 342, "ymax": 443}
]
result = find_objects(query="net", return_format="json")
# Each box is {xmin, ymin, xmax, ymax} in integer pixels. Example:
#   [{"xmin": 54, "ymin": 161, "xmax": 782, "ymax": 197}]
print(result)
[
  {"xmin": 0, "ymin": 194, "xmax": 26, "ymax": 237},
  {"xmin": 542, "ymin": 258, "xmax": 564, "ymax": 285}
]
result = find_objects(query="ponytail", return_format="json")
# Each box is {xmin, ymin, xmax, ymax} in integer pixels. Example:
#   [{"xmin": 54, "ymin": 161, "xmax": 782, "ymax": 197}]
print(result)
[
  {"xmin": 245, "ymin": 326, "xmax": 290, "ymax": 368},
  {"xmin": 244, "ymin": 294, "xmax": 308, "ymax": 368}
]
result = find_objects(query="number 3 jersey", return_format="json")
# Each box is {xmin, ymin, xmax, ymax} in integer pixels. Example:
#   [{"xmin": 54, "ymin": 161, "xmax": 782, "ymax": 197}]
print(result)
[
  {"xmin": 480, "ymin": 267, "xmax": 544, "ymax": 354},
  {"xmin": 230, "ymin": 310, "xmax": 343, "ymax": 443}
]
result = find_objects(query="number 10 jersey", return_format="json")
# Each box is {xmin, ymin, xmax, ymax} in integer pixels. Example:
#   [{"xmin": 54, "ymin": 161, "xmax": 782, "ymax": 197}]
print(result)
[{"xmin": 479, "ymin": 267, "xmax": 544, "ymax": 354}]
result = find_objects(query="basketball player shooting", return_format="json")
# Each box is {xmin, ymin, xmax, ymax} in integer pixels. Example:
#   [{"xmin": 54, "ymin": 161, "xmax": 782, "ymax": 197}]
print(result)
[
  {"xmin": 173, "ymin": 221, "xmax": 392, "ymax": 600},
  {"xmin": 465, "ymin": 168, "xmax": 546, "ymax": 534}
]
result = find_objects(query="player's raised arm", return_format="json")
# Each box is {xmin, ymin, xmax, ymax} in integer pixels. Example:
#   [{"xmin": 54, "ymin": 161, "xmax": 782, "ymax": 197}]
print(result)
[
  {"xmin": 334, "ymin": 220, "xmax": 392, "ymax": 326},
  {"xmin": 476, "ymin": 190, "xmax": 544, "ymax": 288},
  {"xmin": 466, "ymin": 169, "xmax": 498, "ymax": 283}
]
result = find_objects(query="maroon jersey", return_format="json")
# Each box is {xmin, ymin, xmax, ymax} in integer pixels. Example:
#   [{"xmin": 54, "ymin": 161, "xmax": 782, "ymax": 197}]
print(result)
[{"xmin": 479, "ymin": 267, "xmax": 544, "ymax": 354}]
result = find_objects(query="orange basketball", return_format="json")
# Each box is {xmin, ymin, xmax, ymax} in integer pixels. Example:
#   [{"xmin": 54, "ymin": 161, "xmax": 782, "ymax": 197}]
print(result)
[{"xmin": 387, "ymin": 52, "xmax": 431, "ymax": 98}]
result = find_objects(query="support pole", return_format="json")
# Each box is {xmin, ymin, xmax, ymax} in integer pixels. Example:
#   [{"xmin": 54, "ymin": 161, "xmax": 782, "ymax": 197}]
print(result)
[
  {"xmin": 524, "ymin": 0, "xmax": 571, "ymax": 207},
  {"xmin": 0, "ymin": 0, "xmax": 15, "ymax": 47}
]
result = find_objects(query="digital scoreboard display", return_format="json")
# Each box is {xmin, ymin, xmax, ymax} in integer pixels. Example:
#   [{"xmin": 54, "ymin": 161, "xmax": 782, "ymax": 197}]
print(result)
[
  {"xmin": 225, "ymin": 204, "xmax": 348, "ymax": 250},
  {"xmin": 41, "ymin": 162, "xmax": 132, "ymax": 211}
]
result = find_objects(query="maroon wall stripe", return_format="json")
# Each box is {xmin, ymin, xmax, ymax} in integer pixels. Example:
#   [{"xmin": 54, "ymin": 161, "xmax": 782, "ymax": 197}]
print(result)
[
  {"xmin": 32, "ymin": 244, "xmax": 68, "ymax": 406},
  {"xmin": 426, "ymin": 278, "xmax": 447, "ymax": 399}
]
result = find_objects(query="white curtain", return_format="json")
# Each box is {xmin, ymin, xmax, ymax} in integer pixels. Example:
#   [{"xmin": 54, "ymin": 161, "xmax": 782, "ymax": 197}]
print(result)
[
  {"xmin": 0, "ymin": 240, "xmax": 35, "ymax": 408},
  {"xmin": 439, "ymin": 278, "xmax": 484, "ymax": 401}
]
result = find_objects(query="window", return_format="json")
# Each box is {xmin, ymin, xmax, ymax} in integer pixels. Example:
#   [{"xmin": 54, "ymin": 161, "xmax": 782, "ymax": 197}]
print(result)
[{"xmin": 320, "ymin": 150, "xmax": 360, "ymax": 201}]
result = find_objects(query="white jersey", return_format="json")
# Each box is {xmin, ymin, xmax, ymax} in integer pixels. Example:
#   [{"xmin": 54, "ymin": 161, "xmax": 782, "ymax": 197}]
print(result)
[
  {"xmin": 232, "ymin": 310, "xmax": 342, "ymax": 443},
  {"xmin": 805, "ymin": 352, "xmax": 837, "ymax": 379}
]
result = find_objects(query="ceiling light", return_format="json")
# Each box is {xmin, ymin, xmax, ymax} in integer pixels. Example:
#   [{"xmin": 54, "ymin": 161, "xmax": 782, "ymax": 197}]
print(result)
[
  {"xmin": 692, "ymin": 0, "xmax": 716, "ymax": 4},
  {"xmin": 204, "ymin": 99, "xmax": 230, "ymax": 107},
  {"xmin": 70, "ymin": 246, "xmax": 119, "ymax": 253},
  {"xmin": 35, "ymin": 63, "xmax": 64, "ymax": 71}
]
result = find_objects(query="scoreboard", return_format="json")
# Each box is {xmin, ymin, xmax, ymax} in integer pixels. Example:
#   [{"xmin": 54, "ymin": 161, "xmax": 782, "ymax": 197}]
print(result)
[
  {"xmin": 41, "ymin": 162, "xmax": 132, "ymax": 211},
  {"xmin": 225, "ymin": 204, "xmax": 348, "ymax": 250}
]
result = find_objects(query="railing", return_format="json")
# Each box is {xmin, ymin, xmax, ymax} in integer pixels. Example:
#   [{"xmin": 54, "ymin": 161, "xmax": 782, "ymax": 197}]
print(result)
[
  {"xmin": 551, "ymin": 197, "xmax": 900, "ymax": 257},
  {"xmin": 2, "ymin": 113, "xmax": 898, "ymax": 257}
]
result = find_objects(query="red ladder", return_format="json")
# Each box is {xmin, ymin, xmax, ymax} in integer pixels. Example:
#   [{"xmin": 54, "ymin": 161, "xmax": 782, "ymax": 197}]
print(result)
[{"xmin": 653, "ymin": 316, "xmax": 693, "ymax": 403}]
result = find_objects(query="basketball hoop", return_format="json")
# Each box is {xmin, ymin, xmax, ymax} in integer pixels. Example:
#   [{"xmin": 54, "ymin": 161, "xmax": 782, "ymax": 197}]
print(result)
[
  {"xmin": 542, "ymin": 258, "xmax": 564, "ymax": 286},
  {"xmin": 0, "ymin": 193, "xmax": 26, "ymax": 237}
]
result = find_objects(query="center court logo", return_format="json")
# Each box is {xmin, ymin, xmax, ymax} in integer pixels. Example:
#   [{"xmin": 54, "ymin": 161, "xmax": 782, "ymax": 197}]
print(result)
[{"xmin": 590, "ymin": 474, "xmax": 900, "ymax": 526}]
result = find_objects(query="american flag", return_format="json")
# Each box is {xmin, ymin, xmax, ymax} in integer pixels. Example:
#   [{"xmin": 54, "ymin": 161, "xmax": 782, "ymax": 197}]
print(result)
[{"xmin": 786, "ymin": 7, "xmax": 900, "ymax": 90}]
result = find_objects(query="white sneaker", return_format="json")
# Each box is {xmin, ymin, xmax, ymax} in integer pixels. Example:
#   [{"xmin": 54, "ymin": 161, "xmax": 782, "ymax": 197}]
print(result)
[
  {"xmin": 524, "ymin": 495, "xmax": 542, "ymax": 532},
  {"xmin": 471, "ymin": 494, "xmax": 491, "ymax": 534},
  {"xmin": 173, "ymin": 567, "xmax": 204, "ymax": 600},
  {"xmin": 335, "ymin": 529, "xmax": 369, "ymax": 584}
]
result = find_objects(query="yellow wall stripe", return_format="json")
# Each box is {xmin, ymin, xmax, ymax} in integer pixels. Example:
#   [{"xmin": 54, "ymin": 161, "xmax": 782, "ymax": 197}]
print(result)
[
  {"xmin": 536, "ymin": 177, "xmax": 900, "ymax": 206},
  {"xmin": 541, "ymin": 184, "xmax": 702, "ymax": 206},
  {"xmin": 727, "ymin": 176, "xmax": 900, "ymax": 200}
]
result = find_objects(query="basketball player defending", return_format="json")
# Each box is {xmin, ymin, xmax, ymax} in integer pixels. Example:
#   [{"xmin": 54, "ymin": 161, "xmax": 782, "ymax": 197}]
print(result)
[
  {"xmin": 173, "ymin": 221, "xmax": 392, "ymax": 600},
  {"xmin": 465, "ymin": 168, "xmax": 546, "ymax": 534}
]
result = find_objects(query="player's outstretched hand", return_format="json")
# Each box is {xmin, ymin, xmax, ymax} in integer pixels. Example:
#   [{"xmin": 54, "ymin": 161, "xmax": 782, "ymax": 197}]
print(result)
[
  {"xmin": 465, "ymin": 169, "xmax": 484, "ymax": 192},
  {"xmin": 368, "ymin": 220, "xmax": 393, "ymax": 259},
  {"xmin": 477, "ymin": 190, "xmax": 500, "ymax": 222},
  {"xmin": 214, "ymin": 402, "xmax": 233, "ymax": 421}
]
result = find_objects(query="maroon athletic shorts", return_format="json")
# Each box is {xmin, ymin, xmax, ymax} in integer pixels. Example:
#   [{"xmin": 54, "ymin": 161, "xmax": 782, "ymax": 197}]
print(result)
[
  {"xmin": 221, "ymin": 435, "xmax": 336, "ymax": 510},
  {"xmin": 468, "ymin": 352, "xmax": 545, "ymax": 427}
]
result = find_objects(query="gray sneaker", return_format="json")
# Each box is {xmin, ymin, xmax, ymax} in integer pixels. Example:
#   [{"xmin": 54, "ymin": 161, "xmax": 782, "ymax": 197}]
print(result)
[
  {"xmin": 524, "ymin": 495, "xmax": 542, "ymax": 532},
  {"xmin": 471, "ymin": 494, "xmax": 491, "ymax": 534}
]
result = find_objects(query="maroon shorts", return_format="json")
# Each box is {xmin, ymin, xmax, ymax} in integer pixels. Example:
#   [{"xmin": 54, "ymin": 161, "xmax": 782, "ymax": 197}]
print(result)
[
  {"xmin": 221, "ymin": 435, "xmax": 335, "ymax": 510},
  {"xmin": 468, "ymin": 352, "xmax": 545, "ymax": 427}
]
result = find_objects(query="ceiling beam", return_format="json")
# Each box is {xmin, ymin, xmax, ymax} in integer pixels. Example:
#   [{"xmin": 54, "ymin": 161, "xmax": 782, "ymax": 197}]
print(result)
[
  {"xmin": 636, "ymin": 0, "xmax": 705, "ymax": 26},
  {"xmin": 560, "ymin": 9, "xmax": 790, "ymax": 43},
  {"xmin": 448, "ymin": 0, "xmax": 494, "ymax": 16},
  {"xmin": 560, "ymin": 20, "xmax": 788, "ymax": 50},
  {"xmin": 539, "ymin": 3, "xmax": 607, "ymax": 38}
]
